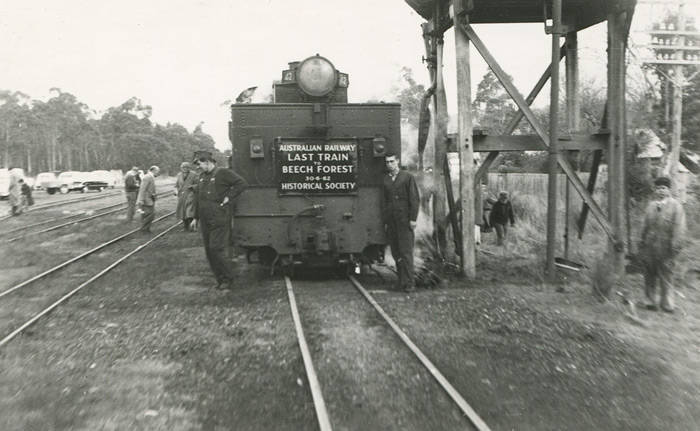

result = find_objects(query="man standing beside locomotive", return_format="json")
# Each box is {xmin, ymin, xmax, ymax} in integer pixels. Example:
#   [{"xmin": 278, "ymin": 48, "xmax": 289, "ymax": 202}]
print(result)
[
  {"xmin": 136, "ymin": 165, "xmax": 160, "ymax": 233},
  {"xmin": 193, "ymin": 152, "xmax": 247, "ymax": 290},
  {"xmin": 382, "ymin": 152, "xmax": 420, "ymax": 292}
]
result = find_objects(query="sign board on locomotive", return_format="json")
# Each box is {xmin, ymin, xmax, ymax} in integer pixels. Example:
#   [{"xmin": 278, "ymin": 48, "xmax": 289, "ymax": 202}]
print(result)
[{"xmin": 277, "ymin": 139, "xmax": 358, "ymax": 194}]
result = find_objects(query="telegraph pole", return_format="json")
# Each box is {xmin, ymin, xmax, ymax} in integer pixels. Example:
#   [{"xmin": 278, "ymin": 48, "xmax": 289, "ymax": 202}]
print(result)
[
  {"xmin": 669, "ymin": 2, "xmax": 685, "ymax": 186},
  {"xmin": 642, "ymin": 0, "xmax": 700, "ymax": 190}
]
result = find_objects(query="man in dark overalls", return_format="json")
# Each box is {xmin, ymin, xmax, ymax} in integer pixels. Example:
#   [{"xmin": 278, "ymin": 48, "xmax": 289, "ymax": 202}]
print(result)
[
  {"xmin": 193, "ymin": 152, "xmax": 247, "ymax": 290},
  {"xmin": 382, "ymin": 152, "xmax": 420, "ymax": 292}
]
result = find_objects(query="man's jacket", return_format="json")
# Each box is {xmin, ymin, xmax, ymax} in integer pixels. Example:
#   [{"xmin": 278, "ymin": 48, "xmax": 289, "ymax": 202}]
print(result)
[
  {"xmin": 640, "ymin": 195, "xmax": 686, "ymax": 260},
  {"xmin": 382, "ymin": 170, "xmax": 420, "ymax": 225},
  {"xmin": 137, "ymin": 173, "xmax": 156, "ymax": 206},
  {"xmin": 194, "ymin": 167, "xmax": 247, "ymax": 220},
  {"xmin": 124, "ymin": 173, "xmax": 141, "ymax": 192},
  {"xmin": 489, "ymin": 200, "xmax": 515, "ymax": 226}
]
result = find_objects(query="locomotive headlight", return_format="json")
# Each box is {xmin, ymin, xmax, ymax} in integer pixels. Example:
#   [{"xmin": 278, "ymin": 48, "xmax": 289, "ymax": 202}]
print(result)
[{"xmin": 296, "ymin": 55, "xmax": 337, "ymax": 97}]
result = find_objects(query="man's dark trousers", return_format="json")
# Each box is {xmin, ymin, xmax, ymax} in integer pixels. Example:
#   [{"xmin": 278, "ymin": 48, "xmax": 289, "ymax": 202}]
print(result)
[
  {"xmin": 140, "ymin": 205, "xmax": 155, "ymax": 232},
  {"xmin": 387, "ymin": 219, "xmax": 415, "ymax": 289},
  {"xmin": 200, "ymin": 206, "xmax": 234, "ymax": 283},
  {"xmin": 126, "ymin": 191, "xmax": 138, "ymax": 222}
]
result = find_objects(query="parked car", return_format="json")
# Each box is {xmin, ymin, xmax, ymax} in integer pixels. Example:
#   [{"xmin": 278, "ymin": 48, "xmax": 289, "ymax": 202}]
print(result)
[
  {"xmin": 82, "ymin": 172, "xmax": 110, "ymax": 191},
  {"xmin": 0, "ymin": 168, "xmax": 25, "ymax": 199},
  {"xmin": 90, "ymin": 170, "xmax": 119, "ymax": 188},
  {"xmin": 34, "ymin": 172, "xmax": 61, "ymax": 194},
  {"xmin": 56, "ymin": 171, "xmax": 87, "ymax": 193}
]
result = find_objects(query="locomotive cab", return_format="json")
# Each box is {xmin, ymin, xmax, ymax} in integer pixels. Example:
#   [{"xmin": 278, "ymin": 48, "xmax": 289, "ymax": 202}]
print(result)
[{"xmin": 230, "ymin": 55, "xmax": 401, "ymax": 274}]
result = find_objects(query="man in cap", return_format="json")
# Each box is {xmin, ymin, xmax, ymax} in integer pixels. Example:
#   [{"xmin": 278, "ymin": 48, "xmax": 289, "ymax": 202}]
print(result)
[
  {"xmin": 382, "ymin": 152, "xmax": 420, "ymax": 292},
  {"xmin": 489, "ymin": 190, "xmax": 515, "ymax": 246},
  {"xmin": 124, "ymin": 166, "xmax": 142, "ymax": 222},
  {"xmin": 193, "ymin": 151, "xmax": 247, "ymax": 290},
  {"xmin": 136, "ymin": 165, "xmax": 160, "ymax": 233},
  {"xmin": 639, "ymin": 176, "xmax": 686, "ymax": 313},
  {"xmin": 175, "ymin": 161, "xmax": 198, "ymax": 231}
]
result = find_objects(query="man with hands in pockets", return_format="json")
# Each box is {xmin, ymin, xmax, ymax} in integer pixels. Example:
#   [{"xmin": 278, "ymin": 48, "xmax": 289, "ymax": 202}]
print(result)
[{"xmin": 193, "ymin": 152, "xmax": 247, "ymax": 290}]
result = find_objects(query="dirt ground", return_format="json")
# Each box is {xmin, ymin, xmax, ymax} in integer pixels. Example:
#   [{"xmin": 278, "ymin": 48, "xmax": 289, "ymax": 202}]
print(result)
[{"xmin": 0, "ymin": 196, "xmax": 698, "ymax": 430}]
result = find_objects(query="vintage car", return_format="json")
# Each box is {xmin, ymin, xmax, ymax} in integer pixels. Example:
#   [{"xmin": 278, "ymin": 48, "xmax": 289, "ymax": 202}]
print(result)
[
  {"xmin": 56, "ymin": 171, "xmax": 108, "ymax": 193},
  {"xmin": 82, "ymin": 172, "xmax": 110, "ymax": 191},
  {"xmin": 90, "ymin": 170, "xmax": 119, "ymax": 188},
  {"xmin": 34, "ymin": 172, "xmax": 61, "ymax": 194}
]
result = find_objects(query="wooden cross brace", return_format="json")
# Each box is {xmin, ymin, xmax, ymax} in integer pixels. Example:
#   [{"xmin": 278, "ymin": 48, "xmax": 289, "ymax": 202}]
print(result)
[{"xmin": 460, "ymin": 22, "xmax": 619, "ymax": 246}]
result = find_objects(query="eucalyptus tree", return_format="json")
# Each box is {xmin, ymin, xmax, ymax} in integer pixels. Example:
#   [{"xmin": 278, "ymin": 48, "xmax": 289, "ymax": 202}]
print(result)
[{"xmin": 0, "ymin": 90, "xmax": 32, "ymax": 168}]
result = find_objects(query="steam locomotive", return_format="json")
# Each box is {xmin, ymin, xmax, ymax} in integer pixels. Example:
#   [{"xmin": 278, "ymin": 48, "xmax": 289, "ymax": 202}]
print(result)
[{"xmin": 229, "ymin": 54, "xmax": 401, "ymax": 273}]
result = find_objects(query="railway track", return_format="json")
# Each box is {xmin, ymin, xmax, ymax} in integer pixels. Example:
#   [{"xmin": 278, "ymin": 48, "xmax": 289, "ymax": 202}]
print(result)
[
  {"xmin": 0, "ymin": 191, "xmax": 175, "ymax": 242},
  {"xmin": 0, "ymin": 190, "xmax": 123, "ymax": 222},
  {"xmin": 284, "ymin": 275, "xmax": 491, "ymax": 431},
  {"xmin": 0, "ymin": 181, "xmax": 177, "ymax": 221},
  {"xmin": 0, "ymin": 212, "xmax": 179, "ymax": 348}
]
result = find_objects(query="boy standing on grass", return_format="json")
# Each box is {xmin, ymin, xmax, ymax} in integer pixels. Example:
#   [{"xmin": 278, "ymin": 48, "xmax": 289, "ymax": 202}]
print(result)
[
  {"xmin": 489, "ymin": 191, "xmax": 515, "ymax": 246},
  {"xmin": 639, "ymin": 176, "xmax": 686, "ymax": 313}
]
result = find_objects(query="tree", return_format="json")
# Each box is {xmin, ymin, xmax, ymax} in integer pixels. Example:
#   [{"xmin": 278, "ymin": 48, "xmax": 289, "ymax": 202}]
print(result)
[
  {"xmin": 472, "ymin": 71, "xmax": 518, "ymax": 134},
  {"xmin": 0, "ymin": 88, "xmax": 226, "ymax": 175},
  {"xmin": 0, "ymin": 91, "xmax": 32, "ymax": 168},
  {"xmin": 394, "ymin": 67, "xmax": 427, "ymax": 128}
]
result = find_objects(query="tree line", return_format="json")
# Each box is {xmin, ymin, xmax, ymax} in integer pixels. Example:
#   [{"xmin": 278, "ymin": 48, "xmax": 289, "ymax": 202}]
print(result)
[{"xmin": 0, "ymin": 88, "xmax": 224, "ymax": 175}]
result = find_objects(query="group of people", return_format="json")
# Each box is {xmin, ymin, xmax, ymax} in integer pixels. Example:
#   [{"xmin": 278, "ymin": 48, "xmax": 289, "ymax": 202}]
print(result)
[
  {"xmin": 118, "ymin": 150, "xmax": 686, "ymax": 309},
  {"xmin": 7, "ymin": 175, "xmax": 34, "ymax": 216},
  {"xmin": 125, "ymin": 152, "xmax": 247, "ymax": 290}
]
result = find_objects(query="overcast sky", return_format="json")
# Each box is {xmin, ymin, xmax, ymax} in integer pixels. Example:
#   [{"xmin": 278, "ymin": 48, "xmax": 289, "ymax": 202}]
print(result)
[{"xmin": 1, "ymin": 1, "xmax": 698, "ymax": 152}]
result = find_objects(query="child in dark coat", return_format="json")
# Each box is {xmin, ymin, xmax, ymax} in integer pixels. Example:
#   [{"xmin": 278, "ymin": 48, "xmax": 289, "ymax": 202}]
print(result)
[
  {"xmin": 489, "ymin": 191, "xmax": 515, "ymax": 246},
  {"xmin": 21, "ymin": 180, "xmax": 34, "ymax": 207}
]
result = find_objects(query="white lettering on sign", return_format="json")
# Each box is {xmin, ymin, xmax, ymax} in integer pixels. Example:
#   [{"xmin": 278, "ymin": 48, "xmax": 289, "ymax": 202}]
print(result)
[
  {"xmin": 317, "ymin": 165, "xmax": 354, "ymax": 174},
  {"xmin": 282, "ymin": 165, "xmax": 314, "ymax": 174},
  {"xmin": 325, "ymin": 144, "xmax": 355, "ymax": 152},
  {"xmin": 278, "ymin": 141, "xmax": 358, "ymax": 194},
  {"xmin": 279, "ymin": 144, "xmax": 322, "ymax": 152}
]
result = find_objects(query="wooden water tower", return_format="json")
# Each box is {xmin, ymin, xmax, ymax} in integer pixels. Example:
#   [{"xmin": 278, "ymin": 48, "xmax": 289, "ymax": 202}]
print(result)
[{"xmin": 404, "ymin": 0, "xmax": 636, "ymax": 280}]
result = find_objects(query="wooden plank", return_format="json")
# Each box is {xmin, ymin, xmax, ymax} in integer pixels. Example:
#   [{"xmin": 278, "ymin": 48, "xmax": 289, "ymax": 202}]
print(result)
[
  {"xmin": 607, "ymin": 10, "xmax": 627, "ymax": 268},
  {"xmin": 454, "ymin": 11, "xmax": 475, "ymax": 278},
  {"xmin": 443, "ymin": 154, "xmax": 463, "ymax": 256},
  {"xmin": 546, "ymin": 0, "xmax": 563, "ymax": 280},
  {"xmin": 474, "ymin": 43, "xmax": 566, "ymax": 186},
  {"xmin": 433, "ymin": 30, "xmax": 449, "ymax": 257},
  {"xmin": 473, "ymin": 134, "xmax": 607, "ymax": 151},
  {"xmin": 577, "ymin": 149, "xmax": 602, "ymax": 237},
  {"xmin": 564, "ymin": 31, "xmax": 580, "ymax": 259},
  {"xmin": 460, "ymin": 22, "xmax": 618, "ymax": 244}
]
